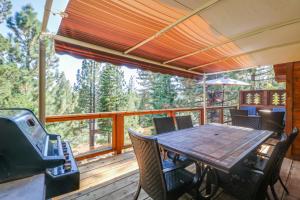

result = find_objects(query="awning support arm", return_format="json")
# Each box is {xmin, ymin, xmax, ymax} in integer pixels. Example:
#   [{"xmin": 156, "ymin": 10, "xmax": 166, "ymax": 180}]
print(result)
[
  {"xmin": 43, "ymin": 33, "xmax": 203, "ymax": 76},
  {"xmin": 39, "ymin": 0, "xmax": 53, "ymax": 124},
  {"xmin": 124, "ymin": 0, "xmax": 220, "ymax": 54},
  {"xmin": 203, "ymin": 74, "xmax": 207, "ymax": 124}
]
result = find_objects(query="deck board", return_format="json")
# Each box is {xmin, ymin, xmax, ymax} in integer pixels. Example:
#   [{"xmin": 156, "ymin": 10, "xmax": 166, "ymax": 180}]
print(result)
[{"xmin": 57, "ymin": 151, "xmax": 300, "ymax": 200}]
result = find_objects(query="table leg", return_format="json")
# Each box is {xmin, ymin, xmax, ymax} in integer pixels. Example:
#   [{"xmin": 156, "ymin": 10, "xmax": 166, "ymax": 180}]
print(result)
[{"xmin": 195, "ymin": 163, "xmax": 219, "ymax": 199}]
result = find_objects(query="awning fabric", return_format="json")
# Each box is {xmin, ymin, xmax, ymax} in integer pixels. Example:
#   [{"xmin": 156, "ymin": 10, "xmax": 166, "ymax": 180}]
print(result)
[{"xmin": 55, "ymin": 0, "xmax": 300, "ymax": 79}]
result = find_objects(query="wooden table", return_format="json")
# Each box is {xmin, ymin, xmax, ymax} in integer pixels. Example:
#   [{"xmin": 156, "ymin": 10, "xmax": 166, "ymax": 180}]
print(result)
[
  {"xmin": 0, "ymin": 174, "xmax": 45, "ymax": 200},
  {"xmin": 155, "ymin": 123, "xmax": 273, "ymax": 173}
]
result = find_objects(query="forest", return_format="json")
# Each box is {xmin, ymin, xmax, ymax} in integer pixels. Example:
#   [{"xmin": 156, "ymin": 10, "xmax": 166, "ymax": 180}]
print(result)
[{"xmin": 0, "ymin": 1, "xmax": 285, "ymax": 155}]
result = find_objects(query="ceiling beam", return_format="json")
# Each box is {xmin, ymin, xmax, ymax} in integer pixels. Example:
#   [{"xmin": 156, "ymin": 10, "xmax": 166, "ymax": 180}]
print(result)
[
  {"xmin": 41, "ymin": 0, "xmax": 53, "ymax": 32},
  {"xmin": 163, "ymin": 18, "xmax": 300, "ymax": 64},
  {"xmin": 42, "ymin": 33, "xmax": 203, "ymax": 76},
  {"xmin": 189, "ymin": 39, "xmax": 300, "ymax": 71},
  {"xmin": 123, "ymin": 0, "xmax": 220, "ymax": 54}
]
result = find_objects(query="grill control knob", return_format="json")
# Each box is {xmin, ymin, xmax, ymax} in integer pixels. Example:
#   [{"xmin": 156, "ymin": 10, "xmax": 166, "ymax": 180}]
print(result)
[
  {"xmin": 27, "ymin": 118, "xmax": 35, "ymax": 127},
  {"xmin": 64, "ymin": 162, "xmax": 72, "ymax": 172},
  {"xmin": 62, "ymin": 142, "xmax": 66, "ymax": 147},
  {"xmin": 64, "ymin": 153, "xmax": 70, "ymax": 160}
]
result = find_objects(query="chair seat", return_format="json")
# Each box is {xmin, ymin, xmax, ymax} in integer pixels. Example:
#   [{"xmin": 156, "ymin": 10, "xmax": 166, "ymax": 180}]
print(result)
[
  {"xmin": 265, "ymin": 137, "xmax": 280, "ymax": 146},
  {"xmin": 243, "ymin": 154, "xmax": 269, "ymax": 173},
  {"xmin": 162, "ymin": 159, "xmax": 178, "ymax": 169},
  {"xmin": 217, "ymin": 166, "xmax": 265, "ymax": 200},
  {"xmin": 164, "ymin": 168, "xmax": 195, "ymax": 192}
]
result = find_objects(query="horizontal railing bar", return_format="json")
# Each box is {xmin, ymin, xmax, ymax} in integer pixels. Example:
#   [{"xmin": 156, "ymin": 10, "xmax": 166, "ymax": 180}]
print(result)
[
  {"xmin": 45, "ymin": 106, "xmax": 237, "ymax": 123},
  {"xmin": 48, "ymin": 105, "xmax": 236, "ymax": 160},
  {"xmin": 75, "ymin": 147, "xmax": 114, "ymax": 161}
]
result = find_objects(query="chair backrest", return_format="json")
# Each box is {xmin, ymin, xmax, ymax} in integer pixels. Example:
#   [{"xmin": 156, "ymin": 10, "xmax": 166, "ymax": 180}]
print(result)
[
  {"xmin": 272, "ymin": 107, "xmax": 286, "ymax": 123},
  {"xmin": 231, "ymin": 115, "xmax": 261, "ymax": 129},
  {"xmin": 153, "ymin": 117, "xmax": 176, "ymax": 134},
  {"xmin": 240, "ymin": 106, "xmax": 257, "ymax": 116},
  {"xmin": 230, "ymin": 109, "xmax": 248, "ymax": 117},
  {"xmin": 128, "ymin": 129, "xmax": 167, "ymax": 200},
  {"xmin": 287, "ymin": 127, "xmax": 299, "ymax": 148},
  {"xmin": 176, "ymin": 115, "xmax": 193, "ymax": 130},
  {"xmin": 272, "ymin": 107, "xmax": 286, "ymax": 112},
  {"xmin": 267, "ymin": 128, "xmax": 298, "ymax": 186},
  {"xmin": 258, "ymin": 110, "xmax": 285, "ymax": 133}
]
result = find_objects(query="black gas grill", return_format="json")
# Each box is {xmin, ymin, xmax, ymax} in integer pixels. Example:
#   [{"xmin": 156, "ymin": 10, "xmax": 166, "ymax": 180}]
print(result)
[{"xmin": 0, "ymin": 108, "xmax": 79, "ymax": 198}]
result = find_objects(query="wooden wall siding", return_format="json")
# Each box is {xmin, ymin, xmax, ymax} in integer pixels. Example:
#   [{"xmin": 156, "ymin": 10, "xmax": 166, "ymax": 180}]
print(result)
[
  {"xmin": 291, "ymin": 62, "xmax": 300, "ymax": 159},
  {"xmin": 274, "ymin": 64, "xmax": 287, "ymax": 82},
  {"xmin": 283, "ymin": 61, "xmax": 300, "ymax": 159},
  {"xmin": 239, "ymin": 89, "xmax": 286, "ymax": 108}
]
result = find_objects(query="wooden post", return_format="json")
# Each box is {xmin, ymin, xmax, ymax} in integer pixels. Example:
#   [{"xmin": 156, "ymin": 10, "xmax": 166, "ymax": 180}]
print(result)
[
  {"xmin": 38, "ymin": 39, "xmax": 46, "ymax": 125},
  {"xmin": 112, "ymin": 115, "xmax": 117, "ymax": 153},
  {"xmin": 115, "ymin": 114, "xmax": 124, "ymax": 154},
  {"xmin": 239, "ymin": 91, "xmax": 243, "ymax": 108},
  {"xmin": 199, "ymin": 109, "xmax": 204, "ymax": 125},
  {"xmin": 219, "ymin": 108, "xmax": 224, "ymax": 124},
  {"xmin": 167, "ymin": 111, "xmax": 176, "ymax": 124},
  {"xmin": 262, "ymin": 90, "xmax": 269, "ymax": 106},
  {"xmin": 202, "ymin": 74, "xmax": 207, "ymax": 124}
]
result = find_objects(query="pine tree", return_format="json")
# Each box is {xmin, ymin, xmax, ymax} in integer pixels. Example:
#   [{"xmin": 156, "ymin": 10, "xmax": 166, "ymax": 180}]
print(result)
[
  {"xmin": 137, "ymin": 70, "xmax": 178, "ymax": 130},
  {"xmin": 124, "ymin": 76, "xmax": 139, "ymax": 144},
  {"xmin": 1, "ymin": 5, "xmax": 76, "ymax": 144},
  {"xmin": 97, "ymin": 63, "xmax": 127, "ymax": 144},
  {"xmin": 74, "ymin": 60, "xmax": 99, "ymax": 148},
  {"xmin": 175, "ymin": 77, "xmax": 203, "ymax": 108},
  {"xmin": 6, "ymin": 5, "xmax": 40, "ymax": 70},
  {"xmin": 0, "ymin": 0, "xmax": 11, "ymax": 24}
]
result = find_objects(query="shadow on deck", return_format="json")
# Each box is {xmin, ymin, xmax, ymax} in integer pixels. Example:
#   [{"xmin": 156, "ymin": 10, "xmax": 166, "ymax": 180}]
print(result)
[{"xmin": 57, "ymin": 151, "xmax": 299, "ymax": 200}]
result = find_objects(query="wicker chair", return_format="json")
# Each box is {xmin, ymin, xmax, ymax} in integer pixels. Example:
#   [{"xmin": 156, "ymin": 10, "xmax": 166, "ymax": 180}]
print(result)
[
  {"xmin": 231, "ymin": 115, "xmax": 261, "ymax": 129},
  {"xmin": 153, "ymin": 117, "xmax": 176, "ymax": 134},
  {"xmin": 240, "ymin": 106, "xmax": 257, "ymax": 116},
  {"xmin": 128, "ymin": 129, "xmax": 199, "ymax": 200},
  {"xmin": 230, "ymin": 109, "xmax": 248, "ymax": 117},
  {"xmin": 217, "ymin": 134, "xmax": 288, "ymax": 200},
  {"xmin": 258, "ymin": 110, "xmax": 285, "ymax": 134},
  {"xmin": 268, "ymin": 128, "xmax": 298, "ymax": 199},
  {"xmin": 153, "ymin": 117, "xmax": 193, "ymax": 166},
  {"xmin": 243, "ymin": 128, "xmax": 298, "ymax": 200},
  {"xmin": 176, "ymin": 115, "xmax": 193, "ymax": 130}
]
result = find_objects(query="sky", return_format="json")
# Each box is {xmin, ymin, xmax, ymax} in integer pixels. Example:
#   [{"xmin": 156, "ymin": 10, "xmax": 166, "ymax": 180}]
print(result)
[{"xmin": 0, "ymin": 0, "xmax": 138, "ymax": 85}]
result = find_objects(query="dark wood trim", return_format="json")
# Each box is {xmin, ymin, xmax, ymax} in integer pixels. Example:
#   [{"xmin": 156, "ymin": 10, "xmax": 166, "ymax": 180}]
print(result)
[{"xmin": 285, "ymin": 63, "xmax": 294, "ymax": 158}]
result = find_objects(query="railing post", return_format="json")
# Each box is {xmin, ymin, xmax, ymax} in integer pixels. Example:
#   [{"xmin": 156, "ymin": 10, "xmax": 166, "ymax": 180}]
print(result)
[
  {"xmin": 112, "ymin": 115, "xmax": 117, "ymax": 153},
  {"xmin": 114, "ymin": 114, "xmax": 125, "ymax": 154},
  {"xmin": 199, "ymin": 109, "xmax": 204, "ymax": 125},
  {"xmin": 167, "ymin": 111, "xmax": 176, "ymax": 124},
  {"xmin": 219, "ymin": 108, "xmax": 224, "ymax": 124},
  {"xmin": 262, "ymin": 90, "xmax": 269, "ymax": 106}
]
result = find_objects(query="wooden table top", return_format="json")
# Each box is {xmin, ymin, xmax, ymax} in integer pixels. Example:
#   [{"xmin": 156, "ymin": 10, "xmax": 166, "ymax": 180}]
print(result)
[{"xmin": 154, "ymin": 123, "xmax": 273, "ymax": 173}]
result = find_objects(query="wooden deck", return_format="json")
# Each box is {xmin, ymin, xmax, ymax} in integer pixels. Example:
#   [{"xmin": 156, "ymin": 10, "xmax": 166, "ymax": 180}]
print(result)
[{"xmin": 58, "ymin": 151, "xmax": 300, "ymax": 200}]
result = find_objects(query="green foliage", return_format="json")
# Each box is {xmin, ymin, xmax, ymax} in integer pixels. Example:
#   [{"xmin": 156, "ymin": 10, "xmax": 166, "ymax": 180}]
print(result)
[
  {"xmin": 97, "ymin": 63, "xmax": 128, "ymax": 143},
  {"xmin": 0, "ymin": 0, "xmax": 11, "ymax": 24},
  {"xmin": 7, "ymin": 4, "xmax": 41, "ymax": 70},
  {"xmin": 0, "ymin": 5, "xmax": 76, "ymax": 144}
]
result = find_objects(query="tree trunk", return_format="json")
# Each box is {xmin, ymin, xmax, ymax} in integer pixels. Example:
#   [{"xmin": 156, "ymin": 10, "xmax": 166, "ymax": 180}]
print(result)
[{"xmin": 89, "ymin": 63, "xmax": 96, "ymax": 149}]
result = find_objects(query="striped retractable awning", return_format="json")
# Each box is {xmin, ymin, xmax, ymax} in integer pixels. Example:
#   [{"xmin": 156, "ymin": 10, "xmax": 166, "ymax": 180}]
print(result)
[{"xmin": 55, "ymin": 0, "xmax": 300, "ymax": 79}]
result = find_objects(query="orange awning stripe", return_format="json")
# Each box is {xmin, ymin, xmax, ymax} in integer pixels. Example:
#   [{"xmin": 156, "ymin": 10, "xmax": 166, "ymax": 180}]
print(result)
[{"xmin": 55, "ymin": 0, "xmax": 300, "ymax": 78}]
